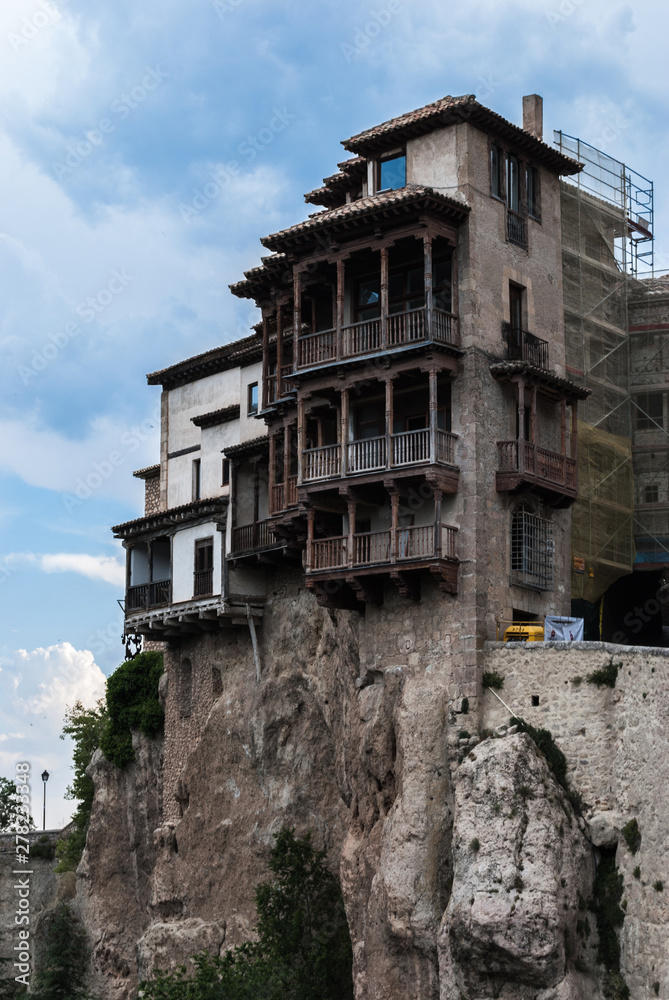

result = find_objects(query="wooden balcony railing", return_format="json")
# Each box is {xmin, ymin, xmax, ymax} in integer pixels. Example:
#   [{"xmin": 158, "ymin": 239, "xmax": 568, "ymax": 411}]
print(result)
[
  {"xmin": 270, "ymin": 476, "xmax": 298, "ymax": 514},
  {"xmin": 342, "ymin": 318, "xmax": 381, "ymax": 357},
  {"xmin": 497, "ymin": 440, "xmax": 576, "ymax": 491},
  {"xmin": 194, "ymin": 569, "xmax": 213, "ymax": 597},
  {"xmin": 231, "ymin": 520, "xmax": 281, "ymax": 554},
  {"xmin": 348, "ymin": 436, "xmax": 386, "ymax": 473},
  {"xmin": 307, "ymin": 524, "xmax": 458, "ymax": 573},
  {"xmin": 304, "ymin": 444, "xmax": 341, "ymax": 481},
  {"xmin": 295, "ymin": 307, "xmax": 459, "ymax": 369},
  {"xmin": 126, "ymin": 579, "xmax": 171, "ymax": 612},
  {"xmin": 303, "ymin": 431, "xmax": 458, "ymax": 482},
  {"xmin": 503, "ymin": 323, "xmax": 549, "ymax": 369}
]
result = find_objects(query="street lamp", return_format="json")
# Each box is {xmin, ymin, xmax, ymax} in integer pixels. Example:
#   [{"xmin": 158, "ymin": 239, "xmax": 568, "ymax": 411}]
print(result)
[{"xmin": 41, "ymin": 770, "xmax": 49, "ymax": 831}]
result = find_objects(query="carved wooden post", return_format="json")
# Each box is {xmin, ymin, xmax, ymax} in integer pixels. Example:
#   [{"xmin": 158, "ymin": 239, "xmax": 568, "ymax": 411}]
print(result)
[
  {"xmin": 306, "ymin": 508, "xmax": 315, "ymax": 572},
  {"xmin": 261, "ymin": 310, "xmax": 270, "ymax": 411},
  {"xmin": 341, "ymin": 388, "xmax": 349, "ymax": 477},
  {"xmin": 380, "ymin": 246, "xmax": 389, "ymax": 350},
  {"xmin": 390, "ymin": 491, "xmax": 399, "ymax": 564},
  {"xmin": 424, "ymin": 234, "xmax": 433, "ymax": 340},
  {"xmin": 268, "ymin": 432, "xmax": 277, "ymax": 513},
  {"xmin": 276, "ymin": 303, "xmax": 283, "ymax": 397},
  {"xmin": 336, "ymin": 259, "xmax": 345, "ymax": 360},
  {"xmin": 297, "ymin": 396, "xmax": 306, "ymax": 485},
  {"xmin": 347, "ymin": 500, "xmax": 356, "ymax": 570},
  {"xmin": 429, "ymin": 369, "xmax": 438, "ymax": 466},
  {"xmin": 293, "ymin": 269, "xmax": 302, "ymax": 370},
  {"xmin": 284, "ymin": 424, "xmax": 291, "ymax": 501},
  {"xmin": 434, "ymin": 488, "xmax": 443, "ymax": 558},
  {"xmin": 385, "ymin": 376, "xmax": 394, "ymax": 470}
]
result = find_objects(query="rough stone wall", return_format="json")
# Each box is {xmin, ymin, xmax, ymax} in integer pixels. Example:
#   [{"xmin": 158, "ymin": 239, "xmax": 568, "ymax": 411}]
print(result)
[
  {"xmin": 144, "ymin": 472, "xmax": 160, "ymax": 515},
  {"xmin": 482, "ymin": 640, "xmax": 669, "ymax": 999}
]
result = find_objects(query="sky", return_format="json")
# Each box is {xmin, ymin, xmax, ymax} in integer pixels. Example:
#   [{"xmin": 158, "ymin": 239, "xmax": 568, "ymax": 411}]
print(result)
[{"xmin": 1, "ymin": 0, "xmax": 668, "ymax": 827}]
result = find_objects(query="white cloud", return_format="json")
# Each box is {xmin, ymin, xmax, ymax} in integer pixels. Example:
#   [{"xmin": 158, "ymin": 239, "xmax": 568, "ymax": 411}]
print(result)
[
  {"xmin": 0, "ymin": 642, "xmax": 107, "ymax": 826},
  {"xmin": 2, "ymin": 552, "xmax": 125, "ymax": 586}
]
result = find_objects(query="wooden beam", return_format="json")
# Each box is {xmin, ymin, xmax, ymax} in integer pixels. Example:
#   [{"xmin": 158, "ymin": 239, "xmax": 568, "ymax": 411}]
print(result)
[
  {"xmin": 380, "ymin": 246, "xmax": 389, "ymax": 351},
  {"xmin": 293, "ymin": 268, "xmax": 302, "ymax": 370},
  {"xmin": 429, "ymin": 368, "xmax": 438, "ymax": 466},
  {"xmin": 276, "ymin": 303, "xmax": 283, "ymax": 398},
  {"xmin": 424, "ymin": 234, "xmax": 433, "ymax": 339}
]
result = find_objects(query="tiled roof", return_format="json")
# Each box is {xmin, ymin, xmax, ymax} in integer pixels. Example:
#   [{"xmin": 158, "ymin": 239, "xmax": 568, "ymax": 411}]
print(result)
[
  {"xmin": 132, "ymin": 464, "xmax": 160, "ymax": 479},
  {"xmin": 191, "ymin": 405, "xmax": 241, "ymax": 428},
  {"xmin": 224, "ymin": 435, "xmax": 269, "ymax": 459},
  {"xmin": 229, "ymin": 254, "xmax": 289, "ymax": 298},
  {"xmin": 261, "ymin": 186, "xmax": 469, "ymax": 253},
  {"xmin": 147, "ymin": 335, "xmax": 261, "ymax": 389},
  {"xmin": 111, "ymin": 496, "xmax": 228, "ymax": 537},
  {"xmin": 304, "ymin": 157, "xmax": 367, "ymax": 207},
  {"xmin": 343, "ymin": 94, "xmax": 582, "ymax": 175},
  {"xmin": 490, "ymin": 360, "xmax": 590, "ymax": 400}
]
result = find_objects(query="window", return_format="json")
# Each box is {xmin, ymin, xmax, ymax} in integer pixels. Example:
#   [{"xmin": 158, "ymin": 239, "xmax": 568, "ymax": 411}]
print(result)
[
  {"xmin": 194, "ymin": 537, "xmax": 213, "ymax": 597},
  {"xmin": 389, "ymin": 264, "xmax": 424, "ymax": 314},
  {"xmin": 506, "ymin": 155, "xmax": 520, "ymax": 213},
  {"xmin": 377, "ymin": 153, "xmax": 406, "ymax": 192},
  {"xmin": 527, "ymin": 165, "xmax": 540, "ymax": 220},
  {"xmin": 511, "ymin": 505, "xmax": 553, "ymax": 591},
  {"xmin": 634, "ymin": 392, "xmax": 663, "ymax": 430},
  {"xmin": 247, "ymin": 382, "xmax": 259, "ymax": 415},
  {"xmin": 356, "ymin": 276, "xmax": 380, "ymax": 321},
  {"xmin": 221, "ymin": 458, "xmax": 230, "ymax": 486},
  {"xmin": 433, "ymin": 251, "xmax": 453, "ymax": 313},
  {"xmin": 644, "ymin": 483, "xmax": 659, "ymax": 504},
  {"xmin": 509, "ymin": 283, "xmax": 523, "ymax": 333},
  {"xmin": 192, "ymin": 459, "xmax": 201, "ymax": 501},
  {"xmin": 491, "ymin": 144, "xmax": 503, "ymax": 199}
]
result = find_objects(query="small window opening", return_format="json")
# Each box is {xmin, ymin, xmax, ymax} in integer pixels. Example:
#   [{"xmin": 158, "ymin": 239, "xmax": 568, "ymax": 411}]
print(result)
[
  {"xmin": 192, "ymin": 459, "xmax": 201, "ymax": 501},
  {"xmin": 531, "ymin": 695, "xmax": 540, "ymax": 707},
  {"xmin": 377, "ymin": 153, "xmax": 406, "ymax": 192},
  {"xmin": 644, "ymin": 483, "xmax": 659, "ymax": 504},
  {"xmin": 248, "ymin": 382, "xmax": 259, "ymax": 415},
  {"xmin": 221, "ymin": 458, "xmax": 230, "ymax": 486}
]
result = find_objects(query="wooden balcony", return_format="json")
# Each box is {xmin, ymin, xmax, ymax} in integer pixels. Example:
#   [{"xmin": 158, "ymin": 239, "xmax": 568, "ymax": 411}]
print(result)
[
  {"xmin": 231, "ymin": 520, "xmax": 282, "ymax": 555},
  {"xmin": 270, "ymin": 476, "xmax": 298, "ymax": 515},
  {"xmin": 296, "ymin": 306, "xmax": 458, "ymax": 370},
  {"xmin": 306, "ymin": 523, "xmax": 459, "ymax": 602},
  {"xmin": 126, "ymin": 579, "xmax": 172, "ymax": 612},
  {"xmin": 302, "ymin": 430, "xmax": 457, "ymax": 483},
  {"xmin": 496, "ymin": 440, "xmax": 577, "ymax": 503},
  {"xmin": 193, "ymin": 569, "xmax": 213, "ymax": 598}
]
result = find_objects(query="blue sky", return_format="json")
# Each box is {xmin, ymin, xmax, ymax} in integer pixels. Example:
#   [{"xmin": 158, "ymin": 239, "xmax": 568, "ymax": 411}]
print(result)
[{"xmin": 1, "ymin": 0, "xmax": 668, "ymax": 826}]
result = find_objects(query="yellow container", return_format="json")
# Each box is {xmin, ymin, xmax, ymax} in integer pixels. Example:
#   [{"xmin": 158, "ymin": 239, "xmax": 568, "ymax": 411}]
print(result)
[{"xmin": 503, "ymin": 624, "xmax": 544, "ymax": 643}]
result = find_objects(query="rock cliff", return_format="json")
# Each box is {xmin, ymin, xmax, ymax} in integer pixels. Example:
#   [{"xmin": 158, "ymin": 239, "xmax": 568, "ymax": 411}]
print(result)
[{"xmin": 73, "ymin": 578, "xmax": 669, "ymax": 999}]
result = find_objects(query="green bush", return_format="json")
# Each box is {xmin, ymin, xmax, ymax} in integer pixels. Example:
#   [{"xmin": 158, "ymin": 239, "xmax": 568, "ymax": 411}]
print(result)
[
  {"xmin": 587, "ymin": 659, "xmax": 620, "ymax": 689},
  {"xmin": 55, "ymin": 700, "xmax": 108, "ymax": 872},
  {"xmin": 482, "ymin": 671, "xmax": 504, "ymax": 690},
  {"xmin": 594, "ymin": 858, "xmax": 625, "ymax": 974},
  {"xmin": 140, "ymin": 828, "xmax": 353, "ymax": 1000},
  {"xmin": 30, "ymin": 836, "xmax": 56, "ymax": 860},
  {"xmin": 621, "ymin": 818, "xmax": 641, "ymax": 855},
  {"xmin": 100, "ymin": 652, "xmax": 164, "ymax": 766}
]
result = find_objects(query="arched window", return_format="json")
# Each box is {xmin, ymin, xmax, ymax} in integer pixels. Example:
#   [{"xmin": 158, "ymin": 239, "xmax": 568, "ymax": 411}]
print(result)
[{"xmin": 511, "ymin": 504, "xmax": 553, "ymax": 590}]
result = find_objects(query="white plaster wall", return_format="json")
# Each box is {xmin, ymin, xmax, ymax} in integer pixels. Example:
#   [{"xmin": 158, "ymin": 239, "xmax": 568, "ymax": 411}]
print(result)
[
  {"xmin": 171, "ymin": 521, "xmax": 223, "ymax": 603},
  {"xmin": 238, "ymin": 361, "xmax": 264, "ymax": 442}
]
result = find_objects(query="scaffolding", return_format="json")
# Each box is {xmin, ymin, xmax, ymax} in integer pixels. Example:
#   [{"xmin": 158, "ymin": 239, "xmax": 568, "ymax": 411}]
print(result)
[{"xmin": 554, "ymin": 131, "xmax": 658, "ymax": 603}]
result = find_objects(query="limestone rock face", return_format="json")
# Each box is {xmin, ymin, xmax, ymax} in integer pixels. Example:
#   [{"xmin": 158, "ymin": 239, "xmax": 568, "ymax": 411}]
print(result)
[
  {"xmin": 439, "ymin": 733, "xmax": 598, "ymax": 1000},
  {"xmin": 74, "ymin": 732, "xmax": 163, "ymax": 1000}
]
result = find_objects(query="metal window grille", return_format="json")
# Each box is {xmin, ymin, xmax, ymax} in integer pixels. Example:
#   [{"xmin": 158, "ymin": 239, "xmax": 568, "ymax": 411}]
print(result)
[{"xmin": 511, "ymin": 507, "xmax": 554, "ymax": 591}]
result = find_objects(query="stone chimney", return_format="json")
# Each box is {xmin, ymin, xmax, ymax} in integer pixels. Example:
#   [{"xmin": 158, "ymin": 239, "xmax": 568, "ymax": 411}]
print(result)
[{"xmin": 522, "ymin": 94, "xmax": 543, "ymax": 141}]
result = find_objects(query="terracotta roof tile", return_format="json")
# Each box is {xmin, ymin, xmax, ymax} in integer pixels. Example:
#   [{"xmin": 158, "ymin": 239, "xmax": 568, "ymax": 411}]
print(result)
[{"xmin": 147, "ymin": 334, "xmax": 261, "ymax": 388}]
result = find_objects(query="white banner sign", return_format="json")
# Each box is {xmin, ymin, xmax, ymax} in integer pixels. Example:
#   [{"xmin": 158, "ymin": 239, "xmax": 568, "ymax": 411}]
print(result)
[{"xmin": 544, "ymin": 616, "xmax": 584, "ymax": 642}]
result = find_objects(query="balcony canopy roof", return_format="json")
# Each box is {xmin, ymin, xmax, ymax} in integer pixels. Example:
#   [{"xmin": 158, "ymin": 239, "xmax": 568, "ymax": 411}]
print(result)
[
  {"xmin": 490, "ymin": 360, "xmax": 590, "ymax": 402},
  {"xmin": 147, "ymin": 334, "xmax": 261, "ymax": 390},
  {"xmin": 112, "ymin": 496, "xmax": 228, "ymax": 540}
]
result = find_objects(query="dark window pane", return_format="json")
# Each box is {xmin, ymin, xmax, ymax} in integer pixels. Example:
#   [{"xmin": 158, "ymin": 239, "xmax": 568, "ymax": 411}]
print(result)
[
  {"xmin": 358, "ymin": 279, "xmax": 380, "ymax": 308},
  {"xmin": 491, "ymin": 145, "xmax": 502, "ymax": 198},
  {"xmin": 379, "ymin": 155, "xmax": 406, "ymax": 191},
  {"xmin": 507, "ymin": 155, "xmax": 520, "ymax": 212}
]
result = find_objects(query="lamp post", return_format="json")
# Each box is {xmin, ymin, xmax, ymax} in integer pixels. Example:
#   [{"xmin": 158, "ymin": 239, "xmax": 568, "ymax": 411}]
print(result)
[{"xmin": 41, "ymin": 770, "xmax": 49, "ymax": 831}]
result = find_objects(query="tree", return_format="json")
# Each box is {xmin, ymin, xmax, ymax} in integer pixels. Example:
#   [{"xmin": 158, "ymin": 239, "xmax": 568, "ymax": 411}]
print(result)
[
  {"xmin": 30, "ymin": 903, "xmax": 91, "ymax": 1000},
  {"xmin": 140, "ymin": 828, "xmax": 353, "ymax": 1000},
  {"xmin": 99, "ymin": 651, "xmax": 164, "ymax": 766},
  {"xmin": 0, "ymin": 777, "xmax": 34, "ymax": 833},
  {"xmin": 55, "ymin": 700, "xmax": 108, "ymax": 872}
]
